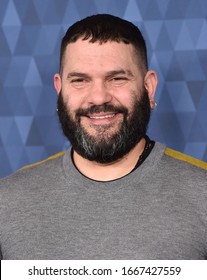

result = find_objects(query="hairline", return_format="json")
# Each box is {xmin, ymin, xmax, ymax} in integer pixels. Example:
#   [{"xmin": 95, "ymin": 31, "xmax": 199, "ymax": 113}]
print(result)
[{"xmin": 60, "ymin": 37, "xmax": 147, "ymax": 77}]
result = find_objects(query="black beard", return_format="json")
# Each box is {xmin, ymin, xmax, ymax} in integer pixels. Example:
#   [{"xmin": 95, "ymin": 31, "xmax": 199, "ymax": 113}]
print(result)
[{"xmin": 57, "ymin": 89, "xmax": 151, "ymax": 163}]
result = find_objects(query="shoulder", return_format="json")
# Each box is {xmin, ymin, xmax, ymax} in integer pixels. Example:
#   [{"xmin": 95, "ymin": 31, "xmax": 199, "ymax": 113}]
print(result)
[
  {"xmin": 159, "ymin": 146, "xmax": 207, "ymax": 190},
  {"xmin": 151, "ymin": 143, "xmax": 207, "ymax": 189},
  {"xmin": 20, "ymin": 151, "xmax": 65, "ymax": 171},
  {"xmin": 164, "ymin": 147, "xmax": 207, "ymax": 171},
  {"xmin": 149, "ymin": 144, "xmax": 207, "ymax": 213},
  {"xmin": 0, "ymin": 150, "xmax": 71, "ymax": 221},
  {"xmin": 0, "ymin": 151, "xmax": 66, "ymax": 192}
]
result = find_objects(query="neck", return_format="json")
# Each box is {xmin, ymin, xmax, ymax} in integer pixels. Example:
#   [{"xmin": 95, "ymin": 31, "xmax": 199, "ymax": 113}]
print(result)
[{"xmin": 72, "ymin": 137, "xmax": 146, "ymax": 181}]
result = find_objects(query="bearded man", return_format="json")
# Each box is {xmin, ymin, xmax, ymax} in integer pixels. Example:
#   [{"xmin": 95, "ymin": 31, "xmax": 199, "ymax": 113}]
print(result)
[{"xmin": 0, "ymin": 14, "xmax": 206, "ymax": 260}]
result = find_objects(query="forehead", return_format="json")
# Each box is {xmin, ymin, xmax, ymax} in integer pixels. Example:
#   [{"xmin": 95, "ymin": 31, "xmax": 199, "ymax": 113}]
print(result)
[{"xmin": 62, "ymin": 39, "xmax": 138, "ymax": 71}]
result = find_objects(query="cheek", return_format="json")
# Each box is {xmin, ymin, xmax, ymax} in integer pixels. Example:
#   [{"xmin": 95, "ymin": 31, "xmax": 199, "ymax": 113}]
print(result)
[
  {"xmin": 117, "ymin": 88, "xmax": 139, "ymax": 109},
  {"xmin": 61, "ymin": 91, "xmax": 82, "ymax": 114},
  {"xmin": 126, "ymin": 91, "xmax": 141, "ymax": 118}
]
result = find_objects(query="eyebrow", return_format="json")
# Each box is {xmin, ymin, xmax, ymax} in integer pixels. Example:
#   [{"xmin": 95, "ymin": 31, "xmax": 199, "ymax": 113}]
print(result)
[
  {"xmin": 66, "ymin": 69, "xmax": 134, "ymax": 79},
  {"xmin": 105, "ymin": 69, "xmax": 134, "ymax": 78},
  {"xmin": 67, "ymin": 72, "xmax": 89, "ymax": 79}
]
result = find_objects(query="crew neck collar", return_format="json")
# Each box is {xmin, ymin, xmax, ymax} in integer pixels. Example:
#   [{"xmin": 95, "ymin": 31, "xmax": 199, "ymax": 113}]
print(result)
[
  {"xmin": 62, "ymin": 142, "xmax": 166, "ymax": 192},
  {"xmin": 70, "ymin": 135, "xmax": 155, "ymax": 182}
]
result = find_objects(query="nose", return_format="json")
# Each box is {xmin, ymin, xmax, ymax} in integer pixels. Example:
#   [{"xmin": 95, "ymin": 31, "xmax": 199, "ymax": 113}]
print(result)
[{"xmin": 87, "ymin": 81, "xmax": 113, "ymax": 105}]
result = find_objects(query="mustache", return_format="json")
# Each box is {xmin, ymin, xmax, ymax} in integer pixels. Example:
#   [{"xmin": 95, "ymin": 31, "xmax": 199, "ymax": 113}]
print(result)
[{"xmin": 75, "ymin": 104, "xmax": 128, "ymax": 117}]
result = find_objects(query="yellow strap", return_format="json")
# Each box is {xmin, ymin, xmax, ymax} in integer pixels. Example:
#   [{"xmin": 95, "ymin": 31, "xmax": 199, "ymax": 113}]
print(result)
[
  {"xmin": 165, "ymin": 148, "xmax": 207, "ymax": 171},
  {"xmin": 21, "ymin": 151, "xmax": 65, "ymax": 170},
  {"xmin": 21, "ymin": 149, "xmax": 207, "ymax": 171}
]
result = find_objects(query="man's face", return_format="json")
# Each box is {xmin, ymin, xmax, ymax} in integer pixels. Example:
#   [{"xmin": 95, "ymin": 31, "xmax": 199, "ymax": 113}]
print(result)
[{"xmin": 55, "ymin": 39, "xmax": 154, "ymax": 163}]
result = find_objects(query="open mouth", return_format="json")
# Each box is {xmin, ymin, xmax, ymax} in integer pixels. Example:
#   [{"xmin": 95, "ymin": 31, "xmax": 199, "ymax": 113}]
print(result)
[
  {"xmin": 76, "ymin": 104, "xmax": 127, "ymax": 123},
  {"xmin": 83, "ymin": 112, "xmax": 121, "ymax": 125},
  {"xmin": 89, "ymin": 113, "xmax": 115, "ymax": 119}
]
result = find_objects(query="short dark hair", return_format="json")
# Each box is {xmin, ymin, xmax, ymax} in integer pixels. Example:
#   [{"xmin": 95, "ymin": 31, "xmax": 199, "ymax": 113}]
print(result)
[{"xmin": 60, "ymin": 14, "xmax": 148, "ymax": 74}]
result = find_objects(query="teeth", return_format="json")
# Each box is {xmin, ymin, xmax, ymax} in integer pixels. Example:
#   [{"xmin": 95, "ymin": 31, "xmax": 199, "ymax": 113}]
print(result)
[{"xmin": 90, "ymin": 114, "xmax": 115, "ymax": 119}]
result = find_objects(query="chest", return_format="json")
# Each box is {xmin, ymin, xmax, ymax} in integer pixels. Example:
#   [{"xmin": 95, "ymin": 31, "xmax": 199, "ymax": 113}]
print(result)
[{"xmin": 1, "ymin": 189, "xmax": 206, "ymax": 259}]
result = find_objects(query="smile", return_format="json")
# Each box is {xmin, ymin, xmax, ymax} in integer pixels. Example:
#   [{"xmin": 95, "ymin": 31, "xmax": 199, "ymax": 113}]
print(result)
[{"xmin": 89, "ymin": 114, "xmax": 115, "ymax": 119}]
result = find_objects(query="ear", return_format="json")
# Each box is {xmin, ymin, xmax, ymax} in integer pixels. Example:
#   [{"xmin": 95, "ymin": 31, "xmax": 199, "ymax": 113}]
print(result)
[
  {"xmin": 54, "ymin": 73, "xmax": 62, "ymax": 95},
  {"xmin": 144, "ymin": 70, "xmax": 158, "ymax": 109}
]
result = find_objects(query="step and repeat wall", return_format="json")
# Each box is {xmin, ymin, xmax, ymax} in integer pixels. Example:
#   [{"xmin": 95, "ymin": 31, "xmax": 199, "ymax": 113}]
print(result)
[{"xmin": 0, "ymin": 0, "xmax": 207, "ymax": 178}]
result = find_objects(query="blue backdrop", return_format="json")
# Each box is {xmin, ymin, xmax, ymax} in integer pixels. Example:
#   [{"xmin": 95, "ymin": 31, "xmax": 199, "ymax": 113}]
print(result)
[{"xmin": 0, "ymin": 0, "xmax": 207, "ymax": 178}]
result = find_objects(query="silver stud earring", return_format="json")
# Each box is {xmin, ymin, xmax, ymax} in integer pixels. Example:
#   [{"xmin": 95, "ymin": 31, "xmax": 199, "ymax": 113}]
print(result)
[{"xmin": 151, "ymin": 101, "xmax": 157, "ymax": 109}]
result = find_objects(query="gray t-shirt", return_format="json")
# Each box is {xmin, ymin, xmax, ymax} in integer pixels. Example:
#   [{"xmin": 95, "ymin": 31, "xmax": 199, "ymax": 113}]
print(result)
[{"xmin": 0, "ymin": 143, "xmax": 207, "ymax": 259}]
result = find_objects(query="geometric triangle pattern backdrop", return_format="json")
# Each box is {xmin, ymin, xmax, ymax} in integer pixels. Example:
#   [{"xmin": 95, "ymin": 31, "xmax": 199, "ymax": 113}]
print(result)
[{"xmin": 0, "ymin": 0, "xmax": 207, "ymax": 178}]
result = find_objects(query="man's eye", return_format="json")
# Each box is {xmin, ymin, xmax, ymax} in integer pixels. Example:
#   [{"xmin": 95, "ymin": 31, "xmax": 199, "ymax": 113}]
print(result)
[
  {"xmin": 70, "ymin": 78, "xmax": 88, "ymax": 88},
  {"xmin": 71, "ymin": 78, "xmax": 85, "ymax": 83},
  {"xmin": 110, "ymin": 76, "xmax": 128, "ymax": 85},
  {"xmin": 113, "ymin": 77, "xmax": 127, "ymax": 80}
]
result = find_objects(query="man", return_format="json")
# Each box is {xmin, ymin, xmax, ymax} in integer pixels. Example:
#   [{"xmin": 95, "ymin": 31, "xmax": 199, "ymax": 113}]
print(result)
[{"xmin": 0, "ymin": 14, "xmax": 206, "ymax": 260}]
